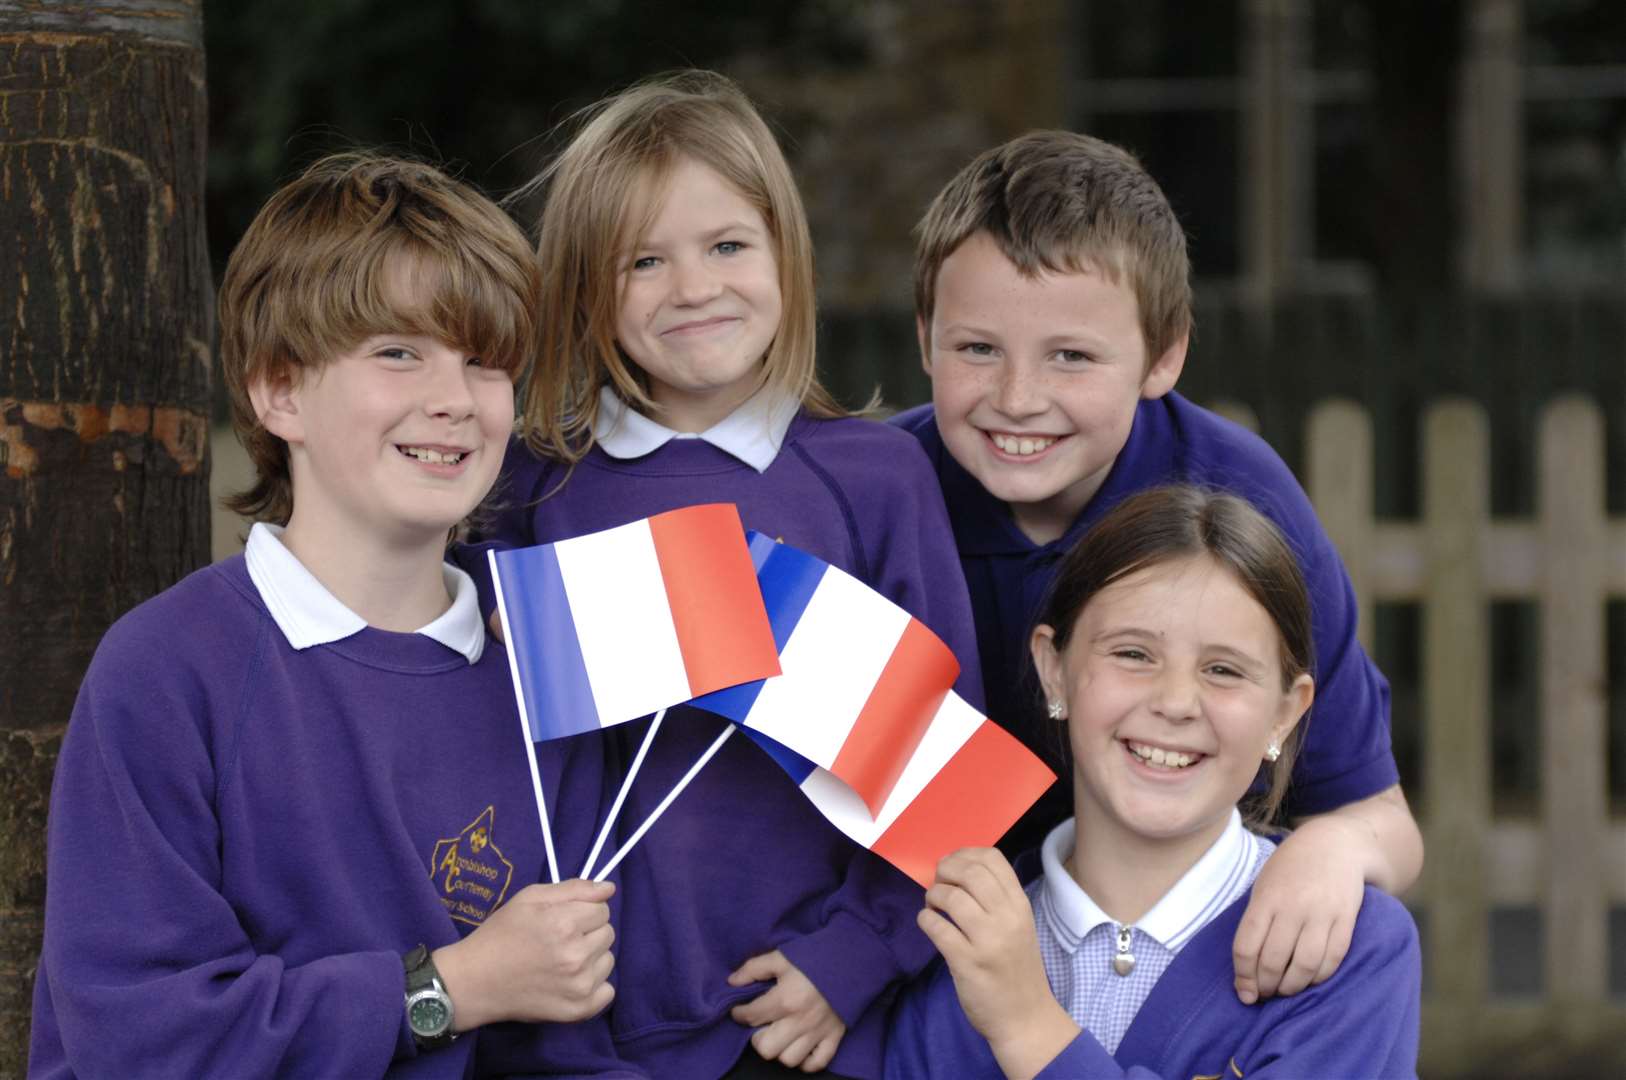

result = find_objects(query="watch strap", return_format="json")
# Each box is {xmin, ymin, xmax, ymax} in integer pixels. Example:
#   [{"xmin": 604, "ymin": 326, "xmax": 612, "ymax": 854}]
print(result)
[{"xmin": 403, "ymin": 944, "xmax": 457, "ymax": 1051}]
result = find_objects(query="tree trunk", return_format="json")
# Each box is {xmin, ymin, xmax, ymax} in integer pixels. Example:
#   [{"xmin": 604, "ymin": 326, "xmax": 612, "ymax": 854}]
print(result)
[{"xmin": 0, "ymin": 1, "xmax": 209, "ymax": 1071}]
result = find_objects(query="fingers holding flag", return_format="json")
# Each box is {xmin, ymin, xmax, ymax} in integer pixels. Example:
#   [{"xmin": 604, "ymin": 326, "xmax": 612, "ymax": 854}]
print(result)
[
  {"xmin": 918, "ymin": 847, "xmax": 1074, "ymax": 1068},
  {"xmin": 434, "ymin": 878, "xmax": 618, "ymax": 1029}
]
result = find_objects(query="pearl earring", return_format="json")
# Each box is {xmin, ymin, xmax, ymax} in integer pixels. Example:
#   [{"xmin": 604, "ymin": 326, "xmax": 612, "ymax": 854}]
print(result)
[
  {"xmin": 1264, "ymin": 741, "xmax": 1281, "ymax": 763},
  {"xmin": 1047, "ymin": 700, "xmax": 1066, "ymax": 721}
]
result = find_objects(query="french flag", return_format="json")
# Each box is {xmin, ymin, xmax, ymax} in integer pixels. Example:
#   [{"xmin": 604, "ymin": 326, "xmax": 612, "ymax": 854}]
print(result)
[
  {"xmin": 744, "ymin": 694, "xmax": 1055, "ymax": 889},
  {"xmin": 489, "ymin": 504, "xmax": 780, "ymax": 741},
  {"xmin": 693, "ymin": 534, "xmax": 962, "ymax": 817}
]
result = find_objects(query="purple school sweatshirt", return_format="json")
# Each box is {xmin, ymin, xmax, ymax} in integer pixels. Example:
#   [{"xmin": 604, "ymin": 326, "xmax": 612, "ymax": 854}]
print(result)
[
  {"xmin": 893, "ymin": 394, "xmax": 1399, "ymax": 856},
  {"xmin": 465, "ymin": 412, "xmax": 982, "ymax": 1079},
  {"xmin": 887, "ymin": 885, "xmax": 1421, "ymax": 1079},
  {"xmin": 29, "ymin": 556, "xmax": 636, "ymax": 1079}
]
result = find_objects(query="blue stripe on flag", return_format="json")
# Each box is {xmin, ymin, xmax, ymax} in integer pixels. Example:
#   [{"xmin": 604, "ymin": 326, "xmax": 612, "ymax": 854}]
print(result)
[
  {"xmin": 690, "ymin": 534, "xmax": 827, "ymax": 723},
  {"xmin": 496, "ymin": 545, "xmax": 600, "ymax": 740},
  {"xmin": 754, "ymin": 537, "xmax": 827, "ymax": 650},
  {"xmin": 738, "ymin": 725, "xmax": 817, "ymax": 785},
  {"xmin": 746, "ymin": 531, "xmax": 778, "ymax": 572}
]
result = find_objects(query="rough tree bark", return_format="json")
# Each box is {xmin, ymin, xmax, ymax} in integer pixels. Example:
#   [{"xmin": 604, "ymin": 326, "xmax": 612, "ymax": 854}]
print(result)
[{"xmin": 0, "ymin": 1, "xmax": 209, "ymax": 1071}]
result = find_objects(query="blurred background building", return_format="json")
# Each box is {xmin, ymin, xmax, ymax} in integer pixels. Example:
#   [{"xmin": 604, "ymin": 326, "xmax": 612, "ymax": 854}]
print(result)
[{"xmin": 202, "ymin": 2, "xmax": 1624, "ymax": 1075}]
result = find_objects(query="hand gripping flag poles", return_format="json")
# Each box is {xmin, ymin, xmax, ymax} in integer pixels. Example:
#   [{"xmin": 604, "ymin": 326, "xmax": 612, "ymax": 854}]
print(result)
[{"xmin": 492, "ymin": 506, "xmax": 1054, "ymax": 890}]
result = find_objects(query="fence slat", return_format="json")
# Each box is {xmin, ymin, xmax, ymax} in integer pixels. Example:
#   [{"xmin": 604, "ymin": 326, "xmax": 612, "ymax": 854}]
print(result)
[
  {"xmin": 1308, "ymin": 399, "xmax": 1374, "ymax": 650},
  {"xmin": 1539, "ymin": 395, "xmax": 1610, "ymax": 1014},
  {"xmin": 1422, "ymin": 399, "xmax": 1492, "ymax": 1007}
]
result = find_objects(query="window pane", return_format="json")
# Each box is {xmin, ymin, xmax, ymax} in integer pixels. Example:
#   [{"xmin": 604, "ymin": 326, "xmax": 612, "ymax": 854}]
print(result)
[{"xmin": 1524, "ymin": 98, "xmax": 1626, "ymax": 284}]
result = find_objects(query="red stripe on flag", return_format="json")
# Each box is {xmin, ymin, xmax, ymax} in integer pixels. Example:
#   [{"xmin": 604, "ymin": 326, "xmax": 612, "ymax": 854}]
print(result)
[
  {"xmin": 832, "ymin": 619, "xmax": 959, "ymax": 817},
  {"xmin": 649, "ymin": 504, "xmax": 780, "ymax": 696},
  {"xmin": 869, "ymin": 721, "xmax": 1056, "ymax": 889}
]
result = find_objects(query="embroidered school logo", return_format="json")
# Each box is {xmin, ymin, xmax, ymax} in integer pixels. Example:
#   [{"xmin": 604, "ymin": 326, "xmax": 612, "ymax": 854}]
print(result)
[
  {"xmin": 1190, "ymin": 1059, "xmax": 1245, "ymax": 1080},
  {"xmin": 429, "ymin": 806, "xmax": 514, "ymax": 926}
]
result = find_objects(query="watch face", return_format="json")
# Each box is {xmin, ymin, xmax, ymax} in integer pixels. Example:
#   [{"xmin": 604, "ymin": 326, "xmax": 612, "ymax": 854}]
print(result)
[{"xmin": 409, "ymin": 993, "xmax": 451, "ymax": 1036}]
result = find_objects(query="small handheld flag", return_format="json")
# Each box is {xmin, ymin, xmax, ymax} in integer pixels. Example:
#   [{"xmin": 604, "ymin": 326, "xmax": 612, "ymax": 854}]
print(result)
[
  {"xmin": 488, "ymin": 504, "xmax": 780, "ymax": 881},
  {"xmin": 693, "ymin": 534, "xmax": 960, "ymax": 817},
  {"xmin": 491, "ymin": 504, "xmax": 781, "ymax": 741},
  {"xmin": 740, "ymin": 693, "xmax": 1055, "ymax": 889}
]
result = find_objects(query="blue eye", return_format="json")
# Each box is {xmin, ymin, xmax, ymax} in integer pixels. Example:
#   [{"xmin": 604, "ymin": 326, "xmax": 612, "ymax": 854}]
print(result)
[
  {"xmin": 960, "ymin": 342, "xmax": 997, "ymax": 357},
  {"xmin": 714, "ymin": 240, "xmax": 744, "ymax": 255},
  {"xmin": 631, "ymin": 255, "xmax": 659, "ymax": 271},
  {"xmin": 1057, "ymin": 349, "xmax": 1091, "ymax": 364}
]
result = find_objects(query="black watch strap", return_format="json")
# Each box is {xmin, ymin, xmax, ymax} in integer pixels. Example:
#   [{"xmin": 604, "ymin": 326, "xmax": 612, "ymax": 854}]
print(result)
[{"xmin": 403, "ymin": 944, "xmax": 458, "ymax": 1051}]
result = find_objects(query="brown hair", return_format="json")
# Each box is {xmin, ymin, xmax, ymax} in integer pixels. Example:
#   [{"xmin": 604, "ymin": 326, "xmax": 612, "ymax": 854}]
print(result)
[
  {"xmin": 914, "ymin": 130, "xmax": 1192, "ymax": 368},
  {"xmin": 520, "ymin": 69, "xmax": 845, "ymax": 463},
  {"xmin": 218, "ymin": 152, "xmax": 540, "ymax": 524},
  {"xmin": 1036, "ymin": 485, "xmax": 1314, "ymax": 827}
]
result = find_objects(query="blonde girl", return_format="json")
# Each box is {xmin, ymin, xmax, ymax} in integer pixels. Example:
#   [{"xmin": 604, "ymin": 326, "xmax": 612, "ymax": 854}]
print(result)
[{"xmin": 471, "ymin": 70, "xmax": 980, "ymax": 1080}]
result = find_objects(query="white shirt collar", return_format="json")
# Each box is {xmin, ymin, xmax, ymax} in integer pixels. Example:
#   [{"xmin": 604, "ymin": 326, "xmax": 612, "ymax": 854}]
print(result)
[
  {"xmin": 1039, "ymin": 808, "xmax": 1253, "ymax": 954},
  {"xmin": 243, "ymin": 522, "xmax": 485, "ymax": 663},
  {"xmin": 592, "ymin": 384, "xmax": 798, "ymax": 473}
]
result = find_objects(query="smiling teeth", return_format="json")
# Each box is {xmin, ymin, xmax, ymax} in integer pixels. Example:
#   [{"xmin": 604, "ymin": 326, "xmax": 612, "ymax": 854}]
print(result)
[
  {"xmin": 400, "ymin": 446, "xmax": 465, "ymax": 465},
  {"xmin": 1128, "ymin": 741, "xmax": 1197, "ymax": 769},
  {"xmin": 991, "ymin": 433, "xmax": 1055, "ymax": 456}
]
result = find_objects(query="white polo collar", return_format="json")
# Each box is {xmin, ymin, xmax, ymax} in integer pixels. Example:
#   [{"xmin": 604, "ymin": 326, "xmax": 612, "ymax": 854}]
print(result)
[
  {"xmin": 1039, "ymin": 808, "xmax": 1256, "ymax": 954},
  {"xmin": 592, "ymin": 384, "xmax": 799, "ymax": 473},
  {"xmin": 244, "ymin": 522, "xmax": 485, "ymax": 663}
]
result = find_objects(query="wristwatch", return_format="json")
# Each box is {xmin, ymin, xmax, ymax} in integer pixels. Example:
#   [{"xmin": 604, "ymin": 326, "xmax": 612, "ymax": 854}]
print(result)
[{"xmin": 403, "ymin": 944, "xmax": 457, "ymax": 1051}]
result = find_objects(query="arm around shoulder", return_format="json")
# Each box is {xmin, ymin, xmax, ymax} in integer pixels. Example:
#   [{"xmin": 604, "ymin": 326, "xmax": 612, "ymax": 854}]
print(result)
[
  {"xmin": 1304, "ymin": 782, "xmax": 1423, "ymax": 895},
  {"xmin": 1239, "ymin": 889, "xmax": 1422, "ymax": 1078}
]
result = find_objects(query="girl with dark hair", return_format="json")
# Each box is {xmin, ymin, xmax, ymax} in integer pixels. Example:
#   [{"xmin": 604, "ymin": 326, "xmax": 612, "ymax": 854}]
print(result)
[{"xmin": 888, "ymin": 486, "xmax": 1420, "ymax": 1080}]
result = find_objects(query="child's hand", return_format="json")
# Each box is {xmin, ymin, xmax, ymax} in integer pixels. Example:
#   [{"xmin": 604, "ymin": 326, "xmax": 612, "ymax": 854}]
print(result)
[
  {"xmin": 434, "ymin": 878, "xmax": 616, "ymax": 1030},
  {"xmin": 727, "ymin": 949, "xmax": 846, "ymax": 1072},
  {"xmin": 918, "ymin": 848, "xmax": 1077, "ymax": 1080},
  {"xmin": 488, "ymin": 609, "xmax": 506, "ymax": 642},
  {"xmin": 1233, "ymin": 817, "xmax": 1365, "ymax": 1003}
]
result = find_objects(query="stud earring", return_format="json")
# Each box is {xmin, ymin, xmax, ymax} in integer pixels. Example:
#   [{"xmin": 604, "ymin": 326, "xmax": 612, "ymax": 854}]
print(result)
[
  {"xmin": 1047, "ymin": 700, "xmax": 1066, "ymax": 721},
  {"xmin": 1264, "ymin": 741, "xmax": 1281, "ymax": 763}
]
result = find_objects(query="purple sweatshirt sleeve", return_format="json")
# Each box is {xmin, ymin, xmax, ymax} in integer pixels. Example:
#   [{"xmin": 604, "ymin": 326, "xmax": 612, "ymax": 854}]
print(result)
[
  {"xmin": 775, "ymin": 854, "xmax": 936, "ymax": 1028},
  {"xmin": 37, "ymin": 624, "xmax": 409, "ymax": 1078},
  {"xmin": 1275, "ymin": 499, "xmax": 1398, "ymax": 815}
]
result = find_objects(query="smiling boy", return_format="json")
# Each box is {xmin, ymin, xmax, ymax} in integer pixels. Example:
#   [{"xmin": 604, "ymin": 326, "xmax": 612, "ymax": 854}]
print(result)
[
  {"xmin": 29, "ymin": 155, "xmax": 626, "ymax": 1078},
  {"xmin": 891, "ymin": 131, "xmax": 1423, "ymax": 1004}
]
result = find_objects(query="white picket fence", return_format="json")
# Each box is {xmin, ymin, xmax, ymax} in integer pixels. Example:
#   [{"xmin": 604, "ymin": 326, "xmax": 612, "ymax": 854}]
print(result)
[{"xmin": 1215, "ymin": 394, "xmax": 1626, "ymax": 1070}]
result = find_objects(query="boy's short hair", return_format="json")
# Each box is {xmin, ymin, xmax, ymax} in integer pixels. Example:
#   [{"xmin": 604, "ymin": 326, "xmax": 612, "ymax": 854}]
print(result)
[
  {"xmin": 219, "ymin": 153, "xmax": 539, "ymax": 525},
  {"xmin": 913, "ymin": 130, "xmax": 1193, "ymax": 367}
]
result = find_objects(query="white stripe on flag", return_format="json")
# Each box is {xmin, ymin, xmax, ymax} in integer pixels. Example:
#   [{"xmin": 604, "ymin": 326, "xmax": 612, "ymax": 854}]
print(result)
[
  {"xmin": 802, "ymin": 691, "xmax": 984, "ymax": 846},
  {"xmin": 555, "ymin": 520, "xmax": 689, "ymax": 724},
  {"xmin": 743, "ymin": 568, "xmax": 911, "ymax": 766}
]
